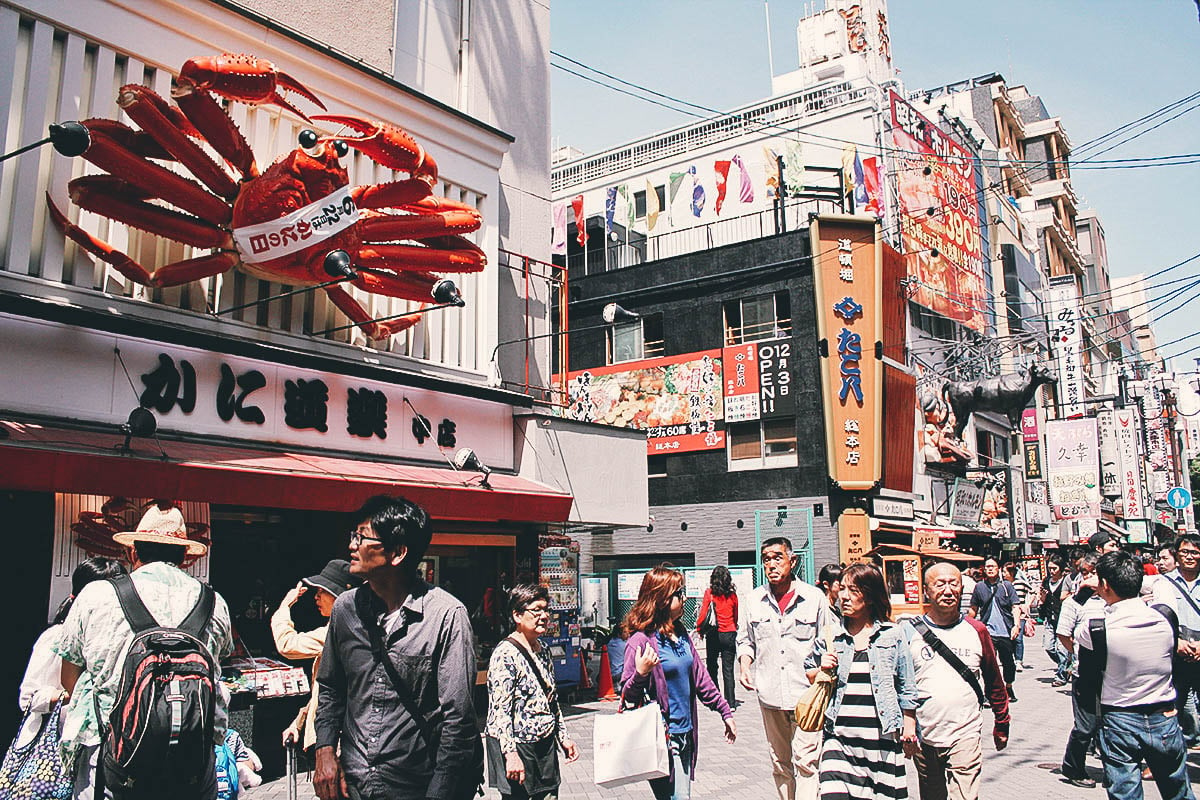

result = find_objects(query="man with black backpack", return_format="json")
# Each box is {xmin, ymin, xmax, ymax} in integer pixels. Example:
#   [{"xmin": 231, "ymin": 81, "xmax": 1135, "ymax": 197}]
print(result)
[
  {"xmin": 314, "ymin": 495, "xmax": 483, "ymax": 800},
  {"xmin": 903, "ymin": 563, "xmax": 1010, "ymax": 800},
  {"xmin": 55, "ymin": 503, "xmax": 233, "ymax": 800}
]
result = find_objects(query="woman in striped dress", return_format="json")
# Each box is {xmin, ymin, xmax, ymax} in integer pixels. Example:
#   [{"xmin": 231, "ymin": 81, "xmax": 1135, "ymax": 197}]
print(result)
[{"xmin": 805, "ymin": 563, "xmax": 918, "ymax": 800}]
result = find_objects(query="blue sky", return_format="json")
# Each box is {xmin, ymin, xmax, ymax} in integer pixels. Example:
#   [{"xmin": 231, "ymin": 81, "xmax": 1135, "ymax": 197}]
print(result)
[{"xmin": 551, "ymin": 0, "xmax": 1200, "ymax": 370}]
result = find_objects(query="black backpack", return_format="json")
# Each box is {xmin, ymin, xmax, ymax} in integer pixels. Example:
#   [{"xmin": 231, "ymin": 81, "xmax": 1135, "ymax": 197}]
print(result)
[{"xmin": 98, "ymin": 573, "xmax": 218, "ymax": 794}]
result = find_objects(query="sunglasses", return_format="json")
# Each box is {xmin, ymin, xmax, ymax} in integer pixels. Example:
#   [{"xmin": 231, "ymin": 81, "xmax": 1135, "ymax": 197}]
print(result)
[{"xmin": 671, "ymin": 588, "xmax": 686, "ymax": 600}]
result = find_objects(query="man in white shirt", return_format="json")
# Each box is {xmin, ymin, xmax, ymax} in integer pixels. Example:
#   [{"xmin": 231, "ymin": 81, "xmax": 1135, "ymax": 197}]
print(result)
[
  {"xmin": 737, "ymin": 537, "xmax": 832, "ymax": 800},
  {"xmin": 1076, "ymin": 551, "xmax": 1192, "ymax": 800},
  {"xmin": 903, "ymin": 564, "xmax": 1010, "ymax": 800},
  {"xmin": 1160, "ymin": 534, "xmax": 1200, "ymax": 749},
  {"xmin": 1055, "ymin": 552, "xmax": 1106, "ymax": 788}
]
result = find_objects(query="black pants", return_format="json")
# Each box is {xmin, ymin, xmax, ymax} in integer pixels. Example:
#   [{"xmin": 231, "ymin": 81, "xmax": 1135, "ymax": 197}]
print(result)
[
  {"xmin": 1061, "ymin": 682, "xmax": 1100, "ymax": 779},
  {"xmin": 1174, "ymin": 661, "xmax": 1200, "ymax": 744},
  {"xmin": 991, "ymin": 633, "xmax": 1016, "ymax": 685},
  {"xmin": 705, "ymin": 630, "xmax": 737, "ymax": 706}
]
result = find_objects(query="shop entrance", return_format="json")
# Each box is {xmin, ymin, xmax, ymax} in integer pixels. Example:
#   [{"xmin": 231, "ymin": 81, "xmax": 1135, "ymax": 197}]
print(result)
[{"xmin": 1, "ymin": 491, "xmax": 54, "ymax": 750}]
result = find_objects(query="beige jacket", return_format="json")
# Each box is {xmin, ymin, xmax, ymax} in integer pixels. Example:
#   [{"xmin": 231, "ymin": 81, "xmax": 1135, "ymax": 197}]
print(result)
[{"xmin": 270, "ymin": 602, "xmax": 327, "ymax": 751}]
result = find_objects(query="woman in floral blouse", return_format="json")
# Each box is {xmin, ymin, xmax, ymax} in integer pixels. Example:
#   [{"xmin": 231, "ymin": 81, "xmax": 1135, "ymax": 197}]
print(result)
[{"xmin": 485, "ymin": 584, "xmax": 579, "ymax": 800}]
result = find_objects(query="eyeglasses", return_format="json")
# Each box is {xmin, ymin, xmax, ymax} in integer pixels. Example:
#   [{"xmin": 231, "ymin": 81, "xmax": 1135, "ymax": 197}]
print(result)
[
  {"xmin": 350, "ymin": 530, "xmax": 383, "ymax": 548},
  {"xmin": 1179, "ymin": 549, "xmax": 1200, "ymax": 558},
  {"xmin": 522, "ymin": 606, "xmax": 551, "ymax": 617}
]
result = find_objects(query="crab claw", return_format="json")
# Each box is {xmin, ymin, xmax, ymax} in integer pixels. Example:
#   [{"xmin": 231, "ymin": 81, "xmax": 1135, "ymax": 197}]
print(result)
[
  {"xmin": 174, "ymin": 54, "xmax": 326, "ymax": 120},
  {"xmin": 312, "ymin": 114, "xmax": 438, "ymax": 185}
]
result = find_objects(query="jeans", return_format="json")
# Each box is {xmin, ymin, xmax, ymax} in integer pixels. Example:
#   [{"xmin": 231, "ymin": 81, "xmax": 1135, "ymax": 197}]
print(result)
[
  {"xmin": 1100, "ymin": 708, "xmax": 1194, "ymax": 800},
  {"xmin": 650, "ymin": 733, "xmax": 693, "ymax": 800},
  {"xmin": 705, "ymin": 631, "xmax": 737, "ymax": 706},
  {"xmin": 1014, "ymin": 628, "xmax": 1025, "ymax": 663},
  {"xmin": 991, "ymin": 635, "xmax": 1016, "ymax": 685},
  {"xmin": 1061, "ymin": 684, "xmax": 1100, "ymax": 779},
  {"xmin": 1043, "ymin": 625, "xmax": 1069, "ymax": 681}
]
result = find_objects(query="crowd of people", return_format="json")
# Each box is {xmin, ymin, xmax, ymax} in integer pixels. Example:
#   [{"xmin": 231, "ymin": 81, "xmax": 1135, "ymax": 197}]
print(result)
[{"xmin": 7, "ymin": 493, "xmax": 1200, "ymax": 800}]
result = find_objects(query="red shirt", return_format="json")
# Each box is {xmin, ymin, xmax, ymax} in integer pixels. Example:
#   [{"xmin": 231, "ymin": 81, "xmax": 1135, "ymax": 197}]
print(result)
[{"xmin": 697, "ymin": 589, "xmax": 739, "ymax": 633}]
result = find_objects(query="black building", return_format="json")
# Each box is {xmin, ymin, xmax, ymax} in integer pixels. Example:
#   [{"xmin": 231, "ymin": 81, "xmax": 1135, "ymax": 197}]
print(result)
[{"xmin": 563, "ymin": 228, "xmax": 839, "ymax": 574}]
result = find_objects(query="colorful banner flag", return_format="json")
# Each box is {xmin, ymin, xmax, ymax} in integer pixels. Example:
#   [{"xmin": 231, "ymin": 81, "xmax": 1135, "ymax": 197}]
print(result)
[
  {"xmin": 861, "ymin": 156, "xmax": 883, "ymax": 218},
  {"xmin": 841, "ymin": 144, "xmax": 857, "ymax": 198},
  {"xmin": 617, "ymin": 184, "xmax": 635, "ymax": 232},
  {"xmin": 690, "ymin": 166, "xmax": 705, "ymax": 218},
  {"xmin": 763, "ymin": 146, "xmax": 781, "ymax": 198},
  {"xmin": 571, "ymin": 194, "xmax": 587, "ymax": 247},
  {"xmin": 714, "ymin": 160, "xmax": 732, "ymax": 215},
  {"xmin": 668, "ymin": 171, "xmax": 687, "ymax": 225},
  {"xmin": 551, "ymin": 201, "xmax": 567, "ymax": 255},
  {"xmin": 731, "ymin": 154, "xmax": 754, "ymax": 204},
  {"xmin": 604, "ymin": 187, "xmax": 617, "ymax": 237},
  {"xmin": 782, "ymin": 141, "xmax": 805, "ymax": 197},
  {"xmin": 645, "ymin": 178, "xmax": 660, "ymax": 231}
]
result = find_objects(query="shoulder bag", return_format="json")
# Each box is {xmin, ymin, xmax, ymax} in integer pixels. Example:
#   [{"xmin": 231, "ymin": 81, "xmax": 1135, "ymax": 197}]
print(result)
[
  {"xmin": 698, "ymin": 591, "xmax": 718, "ymax": 636},
  {"xmin": 911, "ymin": 618, "xmax": 986, "ymax": 707},
  {"xmin": 0, "ymin": 699, "xmax": 72, "ymax": 800},
  {"xmin": 485, "ymin": 637, "xmax": 563, "ymax": 796},
  {"xmin": 794, "ymin": 625, "xmax": 838, "ymax": 732}
]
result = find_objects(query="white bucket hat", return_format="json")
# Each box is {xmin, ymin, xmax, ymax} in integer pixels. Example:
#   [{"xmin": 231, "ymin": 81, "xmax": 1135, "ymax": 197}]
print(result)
[{"xmin": 112, "ymin": 504, "xmax": 208, "ymax": 556}]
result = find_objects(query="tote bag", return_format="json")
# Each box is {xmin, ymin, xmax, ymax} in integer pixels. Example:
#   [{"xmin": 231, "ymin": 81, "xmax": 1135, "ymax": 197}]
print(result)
[
  {"xmin": 0, "ymin": 699, "xmax": 72, "ymax": 800},
  {"xmin": 593, "ymin": 701, "xmax": 669, "ymax": 788},
  {"xmin": 794, "ymin": 626, "xmax": 838, "ymax": 732}
]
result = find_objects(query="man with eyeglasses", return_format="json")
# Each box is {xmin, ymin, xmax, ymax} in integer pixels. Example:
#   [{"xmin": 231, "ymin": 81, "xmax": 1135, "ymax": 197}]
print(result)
[
  {"xmin": 314, "ymin": 495, "xmax": 482, "ymax": 800},
  {"xmin": 1161, "ymin": 534, "xmax": 1200, "ymax": 750},
  {"xmin": 737, "ymin": 537, "xmax": 832, "ymax": 800}
]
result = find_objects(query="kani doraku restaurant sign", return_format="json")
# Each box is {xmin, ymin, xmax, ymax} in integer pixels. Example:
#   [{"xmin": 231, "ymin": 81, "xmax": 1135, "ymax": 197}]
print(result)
[
  {"xmin": 811, "ymin": 215, "xmax": 883, "ymax": 491},
  {"xmin": 0, "ymin": 314, "xmax": 515, "ymax": 470}
]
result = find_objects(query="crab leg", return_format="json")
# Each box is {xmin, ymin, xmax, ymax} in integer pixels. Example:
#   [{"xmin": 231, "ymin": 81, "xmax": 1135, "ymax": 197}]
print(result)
[
  {"xmin": 76, "ymin": 123, "xmax": 232, "ymax": 224},
  {"xmin": 324, "ymin": 283, "xmax": 423, "ymax": 340},
  {"xmin": 118, "ymin": 85, "xmax": 239, "ymax": 200},
  {"xmin": 176, "ymin": 54, "xmax": 326, "ymax": 122},
  {"xmin": 350, "ymin": 263, "xmax": 442, "ymax": 302},
  {"xmin": 358, "ymin": 240, "xmax": 485, "ymax": 273},
  {"xmin": 48, "ymin": 195, "xmax": 235, "ymax": 287},
  {"xmin": 174, "ymin": 90, "xmax": 259, "ymax": 179},
  {"xmin": 80, "ymin": 119, "xmax": 176, "ymax": 161},
  {"xmin": 68, "ymin": 176, "xmax": 230, "ymax": 249}
]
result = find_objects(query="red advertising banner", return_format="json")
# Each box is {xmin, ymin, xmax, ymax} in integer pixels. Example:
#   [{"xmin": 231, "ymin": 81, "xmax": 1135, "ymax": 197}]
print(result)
[
  {"xmin": 565, "ymin": 351, "xmax": 725, "ymax": 454},
  {"xmin": 888, "ymin": 90, "xmax": 986, "ymax": 333}
]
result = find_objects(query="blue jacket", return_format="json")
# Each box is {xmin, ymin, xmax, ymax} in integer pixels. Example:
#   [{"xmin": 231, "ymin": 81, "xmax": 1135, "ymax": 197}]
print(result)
[{"xmin": 804, "ymin": 621, "xmax": 917, "ymax": 737}]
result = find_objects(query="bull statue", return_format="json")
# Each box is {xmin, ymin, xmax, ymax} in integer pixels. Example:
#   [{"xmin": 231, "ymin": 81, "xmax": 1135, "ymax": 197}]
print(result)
[{"xmin": 942, "ymin": 364, "xmax": 1057, "ymax": 439}]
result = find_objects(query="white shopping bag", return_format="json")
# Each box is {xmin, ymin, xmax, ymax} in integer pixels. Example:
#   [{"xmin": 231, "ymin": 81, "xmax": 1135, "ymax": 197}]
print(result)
[{"xmin": 593, "ymin": 701, "xmax": 670, "ymax": 788}]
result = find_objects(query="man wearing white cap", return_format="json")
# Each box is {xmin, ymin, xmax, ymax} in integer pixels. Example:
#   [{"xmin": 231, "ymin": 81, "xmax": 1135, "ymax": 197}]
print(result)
[{"xmin": 55, "ymin": 501, "xmax": 233, "ymax": 799}]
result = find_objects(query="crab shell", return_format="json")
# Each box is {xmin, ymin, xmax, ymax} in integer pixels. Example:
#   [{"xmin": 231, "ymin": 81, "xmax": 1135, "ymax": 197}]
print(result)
[{"xmin": 231, "ymin": 142, "xmax": 359, "ymax": 284}]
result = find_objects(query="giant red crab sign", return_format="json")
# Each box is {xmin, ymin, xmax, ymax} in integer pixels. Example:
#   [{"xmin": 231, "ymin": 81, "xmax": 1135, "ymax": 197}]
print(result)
[{"xmin": 46, "ymin": 53, "xmax": 484, "ymax": 340}]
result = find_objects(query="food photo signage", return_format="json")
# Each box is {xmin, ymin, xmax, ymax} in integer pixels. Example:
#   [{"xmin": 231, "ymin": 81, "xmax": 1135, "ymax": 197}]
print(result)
[
  {"xmin": 721, "ymin": 337, "xmax": 795, "ymax": 423},
  {"xmin": 811, "ymin": 215, "xmax": 883, "ymax": 491},
  {"xmin": 566, "ymin": 350, "xmax": 725, "ymax": 454},
  {"xmin": 888, "ymin": 90, "xmax": 985, "ymax": 333}
]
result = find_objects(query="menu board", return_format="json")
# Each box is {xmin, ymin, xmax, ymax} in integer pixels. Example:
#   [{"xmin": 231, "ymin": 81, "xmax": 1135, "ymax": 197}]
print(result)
[{"xmin": 539, "ymin": 544, "xmax": 579, "ymax": 609}]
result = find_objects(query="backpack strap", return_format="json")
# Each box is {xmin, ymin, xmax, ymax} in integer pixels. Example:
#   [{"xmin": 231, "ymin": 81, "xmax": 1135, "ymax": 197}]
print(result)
[
  {"xmin": 179, "ymin": 583, "xmax": 216, "ymax": 640},
  {"xmin": 912, "ymin": 618, "xmax": 986, "ymax": 707},
  {"xmin": 109, "ymin": 574, "xmax": 159, "ymax": 633},
  {"xmin": 502, "ymin": 636, "xmax": 560, "ymax": 719},
  {"xmin": 352, "ymin": 587, "xmax": 434, "ymax": 745}
]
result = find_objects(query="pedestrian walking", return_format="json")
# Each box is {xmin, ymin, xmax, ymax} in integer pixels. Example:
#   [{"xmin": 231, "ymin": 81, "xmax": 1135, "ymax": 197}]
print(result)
[
  {"xmin": 959, "ymin": 569, "xmax": 976, "ymax": 620},
  {"xmin": 1039, "ymin": 555, "xmax": 1070, "ymax": 686},
  {"xmin": 1158, "ymin": 534, "xmax": 1200, "ymax": 748},
  {"xmin": 902, "ymin": 563, "xmax": 1010, "ymax": 800},
  {"xmin": 818, "ymin": 564, "xmax": 844, "ymax": 622},
  {"xmin": 1055, "ymin": 552, "xmax": 1106, "ymax": 789},
  {"xmin": 1003, "ymin": 563, "xmax": 1035, "ymax": 669},
  {"xmin": 806, "ymin": 562, "xmax": 917, "ymax": 800},
  {"xmin": 485, "ymin": 584, "xmax": 579, "ymax": 800},
  {"xmin": 2, "ymin": 558, "xmax": 126, "ymax": 798},
  {"xmin": 1076, "ymin": 551, "xmax": 1194, "ymax": 800},
  {"xmin": 737, "ymin": 538, "xmax": 832, "ymax": 800},
  {"xmin": 695, "ymin": 565, "xmax": 739, "ymax": 707},
  {"xmin": 55, "ymin": 503, "xmax": 234, "ymax": 800},
  {"xmin": 968, "ymin": 557, "xmax": 1022, "ymax": 701},
  {"xmin": 621, "ymin": 565, "xmax": 736, "ymax": 800},
  {"xmin": 272, "ymin": 559, "xmax": 359, "ymax": 753},
  {"xmin": 314, "ymin": 495, "xmax": 483, "ymax": 800}
]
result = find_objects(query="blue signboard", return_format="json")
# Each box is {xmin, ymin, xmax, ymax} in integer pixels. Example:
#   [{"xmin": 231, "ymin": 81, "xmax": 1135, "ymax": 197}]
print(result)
[{"xmin": 1167, "ymin": 487, "xmax": 1192, "ymax": 510}]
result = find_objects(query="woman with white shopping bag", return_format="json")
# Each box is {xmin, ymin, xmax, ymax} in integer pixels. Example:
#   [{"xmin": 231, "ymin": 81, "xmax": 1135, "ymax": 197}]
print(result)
[
  {"xmin": 619, "ymin": 565, "xmax": 736, "ymax": 800},
  {"xmin": 484, "ymin": 584, "xmax": 579, "ymax": 800}
]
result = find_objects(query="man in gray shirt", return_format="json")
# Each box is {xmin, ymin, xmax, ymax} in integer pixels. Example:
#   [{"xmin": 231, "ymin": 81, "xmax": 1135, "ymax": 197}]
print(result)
[{"xmin": 315, "ymin": 496, "xmax": 482, "ymax": 800}]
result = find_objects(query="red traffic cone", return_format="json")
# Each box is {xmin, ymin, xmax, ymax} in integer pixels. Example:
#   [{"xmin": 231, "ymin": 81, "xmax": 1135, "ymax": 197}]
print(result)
[{"xmin": 597, "ymin": 645, "xmax": 619, "ymax": 701}]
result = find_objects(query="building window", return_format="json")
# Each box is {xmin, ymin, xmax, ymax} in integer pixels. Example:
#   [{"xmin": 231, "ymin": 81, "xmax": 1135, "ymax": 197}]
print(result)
[
  {"xmin": 648, "ymin": 455, "xmax": 667, "ymax": 477},
  {"xmin": 607, "ymin": 313, "xmax": 664, "ymax": 363},
  {"xmin": 974, "ymin": 429, "xmax": 1011, "ymax": 467},
  {"xmin": 724, "ymin": 292, "xmax": 791, "ymax": 344},
  {"xmin": 727, "ymin": 417, "xmax": 798, "ymax": 469},
  {"xmin": 633, "ymin": 186, "xmax": 665, "ymax": 220}
]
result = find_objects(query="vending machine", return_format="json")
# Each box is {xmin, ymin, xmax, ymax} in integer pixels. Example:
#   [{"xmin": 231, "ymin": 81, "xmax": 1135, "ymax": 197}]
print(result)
[{"xmin": 538, "ymin": 535, "xmax": 581, "ymax": 689}]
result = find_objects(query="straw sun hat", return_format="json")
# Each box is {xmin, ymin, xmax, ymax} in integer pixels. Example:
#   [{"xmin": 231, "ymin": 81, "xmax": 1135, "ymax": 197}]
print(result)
[{"xmin": 112, "ymin": 503, "xmax": 209, "ymax": 556}]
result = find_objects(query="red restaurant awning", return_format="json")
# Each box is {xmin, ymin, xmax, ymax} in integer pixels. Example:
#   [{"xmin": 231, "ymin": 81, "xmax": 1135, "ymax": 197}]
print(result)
[{"xmin": 0, "ymin": 421, "xmax": 573, "ymax": 523}]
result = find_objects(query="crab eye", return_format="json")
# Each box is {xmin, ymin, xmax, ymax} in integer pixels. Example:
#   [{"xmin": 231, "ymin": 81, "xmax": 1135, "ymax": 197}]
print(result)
[
  {"xmin": 298, "ymin": 129, "xmax": 319, "ymax": 149},
  {"xmin": 333, "ymin": 140, "xmax": 350, "ymax": 158}
]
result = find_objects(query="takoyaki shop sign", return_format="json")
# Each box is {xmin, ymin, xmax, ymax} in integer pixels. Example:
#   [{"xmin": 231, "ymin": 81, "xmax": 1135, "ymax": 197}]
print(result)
[{"xmin": 566, "ymin": 351, "xmax": 725, "ymax": 454}]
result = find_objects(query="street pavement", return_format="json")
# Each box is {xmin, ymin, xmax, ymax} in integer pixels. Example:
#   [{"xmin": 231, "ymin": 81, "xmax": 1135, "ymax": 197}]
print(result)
[{"xmin": 253, "ymin": 634, "xmax": 1195, "ymax": 799}]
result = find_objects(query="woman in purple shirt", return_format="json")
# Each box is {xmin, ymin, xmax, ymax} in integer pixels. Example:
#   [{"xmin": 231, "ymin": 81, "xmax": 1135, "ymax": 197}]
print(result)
[{"xmin": 621, "ymin": 566, "xmax": 736, "ymax": 800}]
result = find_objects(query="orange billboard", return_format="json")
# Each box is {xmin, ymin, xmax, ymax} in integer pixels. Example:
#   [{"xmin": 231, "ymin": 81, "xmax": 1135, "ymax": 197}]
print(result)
[{"xmin": 811, "ymin": 215, "xmax": 883, "ymax": 490}]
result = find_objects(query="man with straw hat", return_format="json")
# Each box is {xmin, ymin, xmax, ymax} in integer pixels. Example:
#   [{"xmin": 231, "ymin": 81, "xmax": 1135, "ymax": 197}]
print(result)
[{"xmin": 55, "ymin": 501, "xmax": 233, "ymax": 799}]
